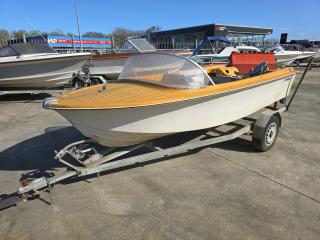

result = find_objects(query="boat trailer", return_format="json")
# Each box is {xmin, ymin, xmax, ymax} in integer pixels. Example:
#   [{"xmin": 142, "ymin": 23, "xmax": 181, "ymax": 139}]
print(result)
[
  {"xmin": 0, "ymin": 107, "xmax": 286, "ymax": 210},
  {"xmin": 0, "ymin": 58, "xmax": 313, "ymax": 210}
]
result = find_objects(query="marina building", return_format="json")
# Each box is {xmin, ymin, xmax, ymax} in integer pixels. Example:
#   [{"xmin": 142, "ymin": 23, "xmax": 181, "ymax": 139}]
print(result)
[
  {"xmin": 149, "ymin": 23, "xmax": 273, "ymax": 50},
  {"xmin": 8, "ymin": 35, "xmax": 112, "ymax": 53}
]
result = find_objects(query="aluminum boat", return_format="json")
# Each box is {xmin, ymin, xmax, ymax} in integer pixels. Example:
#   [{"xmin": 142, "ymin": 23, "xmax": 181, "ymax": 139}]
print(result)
[
  {"xmin": 0, "ymin": 43, "xmax": 90, "ymax": 89},
  {"xmin": 44, "ymin": 52, "xmax": 296, "ymax": 147}
]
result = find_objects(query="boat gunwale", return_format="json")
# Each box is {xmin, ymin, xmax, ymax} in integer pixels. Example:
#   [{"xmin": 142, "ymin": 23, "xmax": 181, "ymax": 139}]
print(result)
[
  {"xmin": 48, "ymin": 72, "xmax": 296, "ymax": 111},
  {"xmin": 0, "ymin": 52, "xmax": 91, "ymax": 65}
]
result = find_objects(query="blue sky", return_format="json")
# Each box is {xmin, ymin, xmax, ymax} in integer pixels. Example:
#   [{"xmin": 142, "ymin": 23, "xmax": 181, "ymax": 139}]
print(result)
[{"xmin": 1, "ymin": 0, "xmax": 319, "ymax": 40}]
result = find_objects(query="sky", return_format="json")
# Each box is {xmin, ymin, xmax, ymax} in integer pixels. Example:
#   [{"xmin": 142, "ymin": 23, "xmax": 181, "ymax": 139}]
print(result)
[{"xmin": 1, "ymin": 0, "xmax": 319, "ymax": 40}]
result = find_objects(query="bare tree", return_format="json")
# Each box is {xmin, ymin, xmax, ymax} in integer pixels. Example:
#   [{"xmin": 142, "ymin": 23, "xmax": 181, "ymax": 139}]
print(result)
[
  {"xmin": 111, "ymin": 27, "xmax": 144, "ymax": 48},
  {"xmin": 11, "ymin": 30, "xmax": 27, "ymax": 40},
  {"xmin": 0, "ymin": 29, "xmax": 9, "ymax": 47},
  {"xmin": 66, "ymin": 32, "xmax": 75, "ymax": 37},
  {"xmin": 47, "ymin": 29, "xmax": 64, "ymax": 36},
  {"xmin": 82, "ymin": 31, "xmax": 110, "ymax": 38},
  {"xmin": 26, "ymin": 30, "xmax": 42, "ymax": 37}
]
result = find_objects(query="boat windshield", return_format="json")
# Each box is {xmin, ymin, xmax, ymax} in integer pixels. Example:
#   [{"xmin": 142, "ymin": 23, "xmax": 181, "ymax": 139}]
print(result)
[
  {"xmin": 0, "ymin": 43, "xmax": 57, "ymax": 57},
  {"xmin": 118, "ymin": 52, "xmax": 214, "ymax": 89},
  {"xmin": 119, "ymin": 39, "xmax": 156, "ymax": 53}
]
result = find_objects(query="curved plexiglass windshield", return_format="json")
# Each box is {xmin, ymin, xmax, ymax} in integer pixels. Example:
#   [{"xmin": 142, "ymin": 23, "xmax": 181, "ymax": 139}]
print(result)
[{"xmin": 118, "ymin": 52, "xmax": 214, "ymax": 89}]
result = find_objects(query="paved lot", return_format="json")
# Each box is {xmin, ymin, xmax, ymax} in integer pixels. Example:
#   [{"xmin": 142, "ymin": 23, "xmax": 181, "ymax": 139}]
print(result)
[{"xmin": 0, "ymin": 68, "xmax": 319, "ymax": 240}]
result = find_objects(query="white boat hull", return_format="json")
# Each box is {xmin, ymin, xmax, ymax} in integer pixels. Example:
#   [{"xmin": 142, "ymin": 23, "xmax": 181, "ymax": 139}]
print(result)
[
  {"xmin": 274, "ymin": 51, "xmax": 316, "ymax": 66},
  {"xmin": 0, "ymin": 54, "xmax": 89, "ymax": 89},
  {"xmin": 54, "ymin": 74, "xmax": 296, "ymax": 147}
]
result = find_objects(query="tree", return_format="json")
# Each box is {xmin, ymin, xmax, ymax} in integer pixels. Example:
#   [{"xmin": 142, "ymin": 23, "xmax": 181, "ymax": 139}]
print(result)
[
  {"xmin": 26, "ymin": 30, "xmax": 42, "ymax": 37},
  {"xmin": 82, "ymin": 31, "xmax": 109, "ymax": 38},
  {"xmin": 66, "ymin": 32, "xmax": 75, "ymax": 37},
  {"xmin": 112, "ymin": 27, "xmax": 144, "ymax": 48},
  {"xmin": 47, "ymin": 29, "xmax": 64, "ymax": 36},
  {"xmin": 11, "ymin": 30, "xmax": 27, "ymax": 40},
  {"xmin": 0, "ymin": 29, "xmax": 9, "ymax": 47}
]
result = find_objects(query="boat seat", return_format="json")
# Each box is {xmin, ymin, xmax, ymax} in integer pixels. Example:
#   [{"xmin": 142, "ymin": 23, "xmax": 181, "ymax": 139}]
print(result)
[
  {"xmin": 205, "ymin": 65, "xmax": 239, "ymax": 76},
  {"xmin": 209, "ymin": 75, "xmax": 241, "ymax": 84},
  {"xmin": 205, "ymin": 65, "xmax": 242, "ymax": 84}
]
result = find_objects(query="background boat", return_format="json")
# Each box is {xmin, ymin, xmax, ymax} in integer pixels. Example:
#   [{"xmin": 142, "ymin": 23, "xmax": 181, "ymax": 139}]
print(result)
[
  {"xmin": 190, "ymin": 36, "xmax": 261, "ymax": 65},
  {"xmin": 0, "ymin": 43, "xmax": 90, "ymax": 89},
  {"xmin": 264, "ymin": 45, "xmax": 316, "ymax": 66},
  {"xmin": 84, "ymin": 38, "xmax": 192, "ymax": 79}
]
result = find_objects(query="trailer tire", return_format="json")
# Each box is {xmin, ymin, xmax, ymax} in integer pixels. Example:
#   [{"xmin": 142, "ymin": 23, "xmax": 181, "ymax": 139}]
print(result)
[{"xmin": 252, "ymin": 115, "xmax": 280, "ymax": 152}]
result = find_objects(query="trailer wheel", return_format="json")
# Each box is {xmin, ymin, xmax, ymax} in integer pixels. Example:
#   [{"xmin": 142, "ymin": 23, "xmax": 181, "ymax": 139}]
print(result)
[{"xmin": 252, "ymin": 115, "xmax": 280, "ymax": 152}]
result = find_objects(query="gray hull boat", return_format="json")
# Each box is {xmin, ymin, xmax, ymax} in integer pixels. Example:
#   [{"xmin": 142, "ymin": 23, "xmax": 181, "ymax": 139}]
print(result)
[{"xmin": 0, "ymin": 43, "xmax": 90, "ymax": 89}]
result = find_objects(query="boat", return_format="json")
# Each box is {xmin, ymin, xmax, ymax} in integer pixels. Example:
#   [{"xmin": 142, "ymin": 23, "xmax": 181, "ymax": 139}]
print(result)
[
  {"xmin": 0, "ymin": 43, "xmax": 90, "ymax": 89},
  {"xmin": 190, "ymin": 36, "xmax": 261, "ymax": 65},
  {"xmin": 84, "ymin": 38, "xmax": 156, "ymax": 79},
  {"xmin": 85, "ymin": 38, "xmax": 191, "ymax": 79},
  {"xmin": 264, "ymin": 45, "xmax": 316, "ymax": 66},
  {"xmin": 44, "ymin": 52, "xmax": 296, "ymax": 147},
  {"xmin": 289, "ymin": 41, "xmax": 320, "ymax": 64}
]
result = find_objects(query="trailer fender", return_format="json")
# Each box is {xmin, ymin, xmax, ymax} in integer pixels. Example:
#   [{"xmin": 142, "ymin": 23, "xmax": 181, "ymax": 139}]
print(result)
[{"xmin": 252, "ymin": 111, "xmax": 282, "ymax": 140}]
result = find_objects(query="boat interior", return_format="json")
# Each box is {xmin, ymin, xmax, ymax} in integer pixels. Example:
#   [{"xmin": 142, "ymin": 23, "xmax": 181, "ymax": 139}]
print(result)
[
  {"xmin": 204, "ymin": 52, "xmax": 277, "ymax": 84},
  {"xmin": 119, "ymin": 51, "xmax": 278, "ymax": 87},
  {"xmin": 118, "ymin": 61, "xmax": 275, "ymax": 89}
]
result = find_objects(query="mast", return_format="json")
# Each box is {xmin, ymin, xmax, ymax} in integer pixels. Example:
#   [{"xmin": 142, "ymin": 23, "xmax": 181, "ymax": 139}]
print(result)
[{"xmin": 74, "ymin": 0, "xmax": 83, "ymax": 52}]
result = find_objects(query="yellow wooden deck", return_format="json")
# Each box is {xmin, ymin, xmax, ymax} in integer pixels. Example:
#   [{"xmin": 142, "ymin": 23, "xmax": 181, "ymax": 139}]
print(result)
[{"xmin": 50, "ymin": 67, "xmax": 295, "ymax": 109}]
